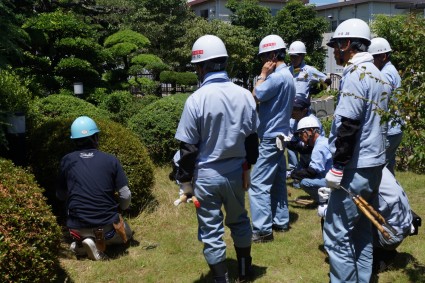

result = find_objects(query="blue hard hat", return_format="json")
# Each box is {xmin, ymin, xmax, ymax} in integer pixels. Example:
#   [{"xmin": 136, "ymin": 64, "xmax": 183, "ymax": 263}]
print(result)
[{"xmin": 70, "ymin": 116, "xmax": 100, "ymax": 139}]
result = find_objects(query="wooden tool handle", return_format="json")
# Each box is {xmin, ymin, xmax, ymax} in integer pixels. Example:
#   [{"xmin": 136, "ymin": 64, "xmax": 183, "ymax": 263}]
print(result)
[
  {"xmin": 354, "ymin": 198, "xmax": 391, "ymax": 240},
  {"xmin": 356, "ymin": 195, "xmax": 387, "ymax": 224}
]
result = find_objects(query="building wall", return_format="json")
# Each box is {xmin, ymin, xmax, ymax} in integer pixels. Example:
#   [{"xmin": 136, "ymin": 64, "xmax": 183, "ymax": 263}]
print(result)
[
  {"xmin": 188, "ymin": 0, "xmax": 290, "ymax": 22},
  {"xmin": 316, "ymin": 1, "xmax": 419, "ymax": 74}
]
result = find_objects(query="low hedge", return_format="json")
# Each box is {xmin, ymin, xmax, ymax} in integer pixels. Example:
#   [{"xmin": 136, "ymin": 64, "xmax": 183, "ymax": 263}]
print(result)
[
  {"xmin": 159, "ymin": 71, "xmax": 197, "ymax": 86},
  {"xmin": 0, "ymin": 158, "xmax": 62, "ymax": 282},
  {"xmin": 128, "ymin": 94, "xmax": 188, "ymax": 164},
  {"xmin": 27, "ymin": 117, "xmax": 155, "ymax": 218}
]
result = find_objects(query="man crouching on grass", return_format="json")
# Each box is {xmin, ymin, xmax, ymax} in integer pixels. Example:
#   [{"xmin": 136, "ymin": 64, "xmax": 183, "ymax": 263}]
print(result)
[{"xmin": 57, "ymin": 116, "xmax": 133, "ymax": 260}]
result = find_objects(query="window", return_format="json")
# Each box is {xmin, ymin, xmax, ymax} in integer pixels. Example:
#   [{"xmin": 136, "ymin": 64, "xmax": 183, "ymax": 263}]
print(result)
[{"xmin": 200, "ymin": 9, "xmax": 208, "ymax": 19}]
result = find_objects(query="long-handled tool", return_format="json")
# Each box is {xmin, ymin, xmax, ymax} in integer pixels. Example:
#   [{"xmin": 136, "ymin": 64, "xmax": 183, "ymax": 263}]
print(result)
[{"xmin": 340, "ymin": 186, "xmax": 396, "ymax": 240}]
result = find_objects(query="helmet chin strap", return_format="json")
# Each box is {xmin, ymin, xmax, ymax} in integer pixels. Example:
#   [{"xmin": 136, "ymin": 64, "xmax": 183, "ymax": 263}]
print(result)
[{"xmin": 337, "ymin": 41, "xmax": 346, "ymax": 65}]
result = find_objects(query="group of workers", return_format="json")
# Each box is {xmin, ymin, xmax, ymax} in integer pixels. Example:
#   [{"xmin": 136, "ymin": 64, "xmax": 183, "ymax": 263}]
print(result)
[{"xmin": 57, "ymin": 17, "xmax": 417, "ymax": 283}]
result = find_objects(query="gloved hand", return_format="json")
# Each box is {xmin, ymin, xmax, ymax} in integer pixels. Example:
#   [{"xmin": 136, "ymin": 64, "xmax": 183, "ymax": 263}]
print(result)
[
  {"xmin": 325, "ymin": 167, "xmax": 343, "ymax": 189},
  {"xmin": 317, "ymin": 203, "xmax": 328, "ymax": 217},
  {"xmin": 180, "ymin": 182, "xmax": 194, "ymax": 195},
  {"xmin": 276, "ymin": 133, "xmax": 292, "ymax": 151},
  {"xmin": 318, "ymin": 187, "xmax": 332, "ymax": 204}
]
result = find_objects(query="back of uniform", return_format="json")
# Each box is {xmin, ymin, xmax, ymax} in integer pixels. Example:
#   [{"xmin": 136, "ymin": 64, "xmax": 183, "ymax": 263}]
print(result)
[{"xmin": 60, "ymin": 149, "xmax": 128, "ymax": 229}]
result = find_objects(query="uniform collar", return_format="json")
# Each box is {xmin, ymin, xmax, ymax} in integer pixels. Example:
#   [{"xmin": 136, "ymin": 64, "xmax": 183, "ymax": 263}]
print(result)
[{"xmin": 201, "ymin": 71, "xmax": 230, "ymax": 87}]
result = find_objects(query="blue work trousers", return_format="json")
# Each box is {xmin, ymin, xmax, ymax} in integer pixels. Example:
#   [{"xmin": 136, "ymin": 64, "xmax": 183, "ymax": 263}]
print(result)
[
  {"xmin": 300, "ymin": 177, "xmax": 327, "ymax": 202},
  {"xmin": 249, "ymin": 138, "xmax": 289, "ymax": 233},
  {"xmin": 195, "ymin": 168, "xmax": 252, "ymax": 265},
  {"xmin": 386, "ymin": 132, "xmax": 403, "ymax": 176},
  {"xmin": 323, "ymin": 166, "xmax": 382, "ymax": 283}
]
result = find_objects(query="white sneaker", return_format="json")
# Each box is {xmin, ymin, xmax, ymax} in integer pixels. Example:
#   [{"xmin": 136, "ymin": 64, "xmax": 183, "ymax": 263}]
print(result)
[
  {"xmin": 82, "ymin": 238, "xmax": 108, "ymax": 261},
  {"xmin": 70, "ymin": 241, "xmax": 86, "ymax": 256}
]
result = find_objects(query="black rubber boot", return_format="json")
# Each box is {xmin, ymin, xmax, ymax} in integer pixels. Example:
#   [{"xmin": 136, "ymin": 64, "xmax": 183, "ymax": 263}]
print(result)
[
  {"xmin": 235, "ymin": 246, "xmax": 254, "ymax": 282},
  {"xmin": 209, "ymin": 260, "xmax": 229, "ymax": 283}
]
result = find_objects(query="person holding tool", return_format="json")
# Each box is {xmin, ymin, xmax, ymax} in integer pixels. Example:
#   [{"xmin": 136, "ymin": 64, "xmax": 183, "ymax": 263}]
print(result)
[
  {"xmin": 175, "ymin": 35, "xmax": 258, "ymax": 283},
  {"xmin": 372, "ymin": 167, "xmax": 413, "ymax": 272},
  {"xmin": 287, "ymin": 40, "xmax": 330, "ymax": 178},
  {"xmin": 57, "ymin": 116, "xmax": 133, "ymax": 261},
  {"xmin": 249, "ymin": 34, "xmax": 295, "ymax": 243},
  {"xmin": 317, "ymin": 167, "xmax": 417, "ymax": 273},
  {"xmin": 324, "ymin": 18, "xmax": 389, "ymax": 283},
  {"xmin": 368, "ymin": 37, "xmax": 403, "ymax": 176}
]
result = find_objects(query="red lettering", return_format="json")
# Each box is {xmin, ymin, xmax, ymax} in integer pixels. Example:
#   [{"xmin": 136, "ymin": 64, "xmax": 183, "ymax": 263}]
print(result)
[
  {"xmin": 262, "ymin": 42, "xmax": 276, "ymax": 48},
  {"xmin": 192, "ymin": 50, "xmax": 204, "ymax": 55}
]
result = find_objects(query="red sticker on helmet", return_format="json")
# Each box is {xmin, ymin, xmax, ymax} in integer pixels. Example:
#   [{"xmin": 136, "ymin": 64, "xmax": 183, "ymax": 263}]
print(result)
[
  {"xmin": 262, "ymin": 42, "xmax": 276, "ymax": 48},
  {"xmin": 192, "ymin": 50, "xmax": 204, "ymax": 55}
]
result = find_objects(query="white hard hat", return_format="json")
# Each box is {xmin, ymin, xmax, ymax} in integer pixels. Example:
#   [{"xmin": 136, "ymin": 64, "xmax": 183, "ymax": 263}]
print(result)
[
  {"xmin": 368, "ymin": 37, "xmax": 392, "ymax": 55},
  {"xmin": 258, "ymin": 34, "xmax": 287, "ymax": 55},
  {"xmin": 191, "ymin": 35, "xmax": 228, "ymax": 64},
  {"xmin": 327, "ymin": 18, "xmax": 371, "ymax": 47},
  {"xmin": 288, "ymin": 41, "xmax": 306, "ymax": 55},
  {"xmin": 296, "ymin": 116, "xmax": 320, "ymax": 132}
]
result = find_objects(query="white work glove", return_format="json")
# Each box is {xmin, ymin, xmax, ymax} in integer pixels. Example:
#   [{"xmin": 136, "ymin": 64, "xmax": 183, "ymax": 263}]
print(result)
[
  {"xmin": 276, "ymin": 133, "xmax": 293, "ymax": 151},
  {"xmin": 325, "ymin": 167, "xmax": 344, "ymax": 189},
  {"xmin": 180, "ymin": 182, "xmax": 194, "ymax": 195},
  {"xmin": 174, "ymin": 182, "xmax": 194, "ymax": 206},
  {"xmin": 317, "ymin": 203, "xmax": 328, "ymax": 217},
  {"xmin": 318, "ymin": 187, "xmax": 332, "ymax": 204}
]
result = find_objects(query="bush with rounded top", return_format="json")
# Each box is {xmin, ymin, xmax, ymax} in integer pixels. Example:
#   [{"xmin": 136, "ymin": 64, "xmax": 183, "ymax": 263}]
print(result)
[
  {"xmin": 0, "ymin": 158, "xmax": 62, "ymax": 282},
  {"xmin": 27, "ymin": 94, "xmax": 111, "ymax": 131},
  {"xmin": 27, "ymin": 117, "xmax": 155, "ymax": 218},
  {"xmin": 128, "ymin": 94, "xmax": 188, "ymax": 164}
]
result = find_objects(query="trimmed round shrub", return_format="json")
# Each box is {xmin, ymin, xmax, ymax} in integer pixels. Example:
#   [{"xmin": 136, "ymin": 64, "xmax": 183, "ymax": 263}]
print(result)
[
  {"xmin": 0, "ymin": 158, "xmax": 62, "ymax": 282},
  {"xmin": 98, "ymin": 90, "xmax": 142, "ymax": 124},
  {"xmin": 159, "ymin": 70, "xmax": 176, "ymax": 84},
  {"xmin": 128, "ymin": 93, "xmax": 189, "ymax": 164},
  {"xmin": 175, "ymin": 72, "xmax": 198, "ymax": 86},
  {"xmin": 27, "ymin": 94, "xmax": 111, "ymax": 131},
  {"xmin": 27, "ymin": 117, "xmax": 155, "ymax": 217},
  {"xmin": 128, "ymin": 77, "xmax": 160, "ymax": 96}
]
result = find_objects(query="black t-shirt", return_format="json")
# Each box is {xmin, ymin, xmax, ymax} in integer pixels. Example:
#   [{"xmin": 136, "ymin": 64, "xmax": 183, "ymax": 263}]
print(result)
[{"xmin": 59, "ymin": 149, "xmax": 128, "ymax": 228}]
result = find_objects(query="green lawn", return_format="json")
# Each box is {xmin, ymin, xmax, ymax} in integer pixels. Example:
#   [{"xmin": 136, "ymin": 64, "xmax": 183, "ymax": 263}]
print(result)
[{"xmin": 59, "ymin": 167, "xmax": 425, "ymax": 283}]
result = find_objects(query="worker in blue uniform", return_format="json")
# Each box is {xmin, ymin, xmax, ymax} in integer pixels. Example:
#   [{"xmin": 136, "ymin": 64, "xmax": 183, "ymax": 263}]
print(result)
[
  {"xmin": 368, "ymin": 37, "xmax": 403, "ymax": 176},
  {"xmin": 289, "ymin": 116, "xmax": 332, "ymax": 202},
  {"xmin": 174, "ymin": 35, "xmax": 259, "ymax": 283},
  {"xmin": 249, "ymin": 34, "xmax": 295, "ymax": 243},
  {"xmin": 324, "ymin": 18, "xmax": 389, "ymax": 283}
]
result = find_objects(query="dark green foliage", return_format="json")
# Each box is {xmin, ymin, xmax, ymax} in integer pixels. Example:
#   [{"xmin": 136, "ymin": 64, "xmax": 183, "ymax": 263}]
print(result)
[
  {"xmin": 54, "ymin": 57, "xmax": 100, "ymax": 83},
  {"xmin": 175, "ymin": 72, "xmax": 198, "ymax": 86},
  {"xmin": 274, "ymin": 0, "xmax": 328, "ymax": 71},
  {"xmin": 27, "ymin": 117, "xmax": 155, "ymax": 216},
  {"xmin": 160, "ymin": 70, "xmax": 176, "ymax": 84},
  {"xmin": 131, "ymin": 54, "xmax": 163, "ymax": 66},
  {"xmin": 104, "ymin": 29, "xmax": 150, "ymax": 49},
  {"xmin": 128, "ymin": 94, "xmax": 189, "ymax": 164},
  {"xmin": 0, "ymin": 0, "xmax": 29, "ymax": 66},
  {"xmin": 26, "ymin": 94, "xmax": 111, "ymax": 131},
  {"xmin": 0, "ymin": 68, "xmax": 33, "ymax": 113},
  {"xmin": 128, "ymin": 77, "xmax": 161, "ymax": 96},
  {"xmin": 160, "ymin": 71, "xmax": 198, "ymax": 86},
  {"xmin": 372, "ymin": 14, "xmax": 425, "ymax": 173},
  {"xmin": 0, "ymin": 158, "xmax": 62, "ymax": 282},
  {"xmin": 136, "ymin": 94, "xmax": 161, "ymax": 108},
  {"xmin": 98, "ymin": 90, "xmax": 146, "ymax": 124},
  {"xmin": 0, "ymin": 68, "xmax": 33, "ymax": 149}
]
